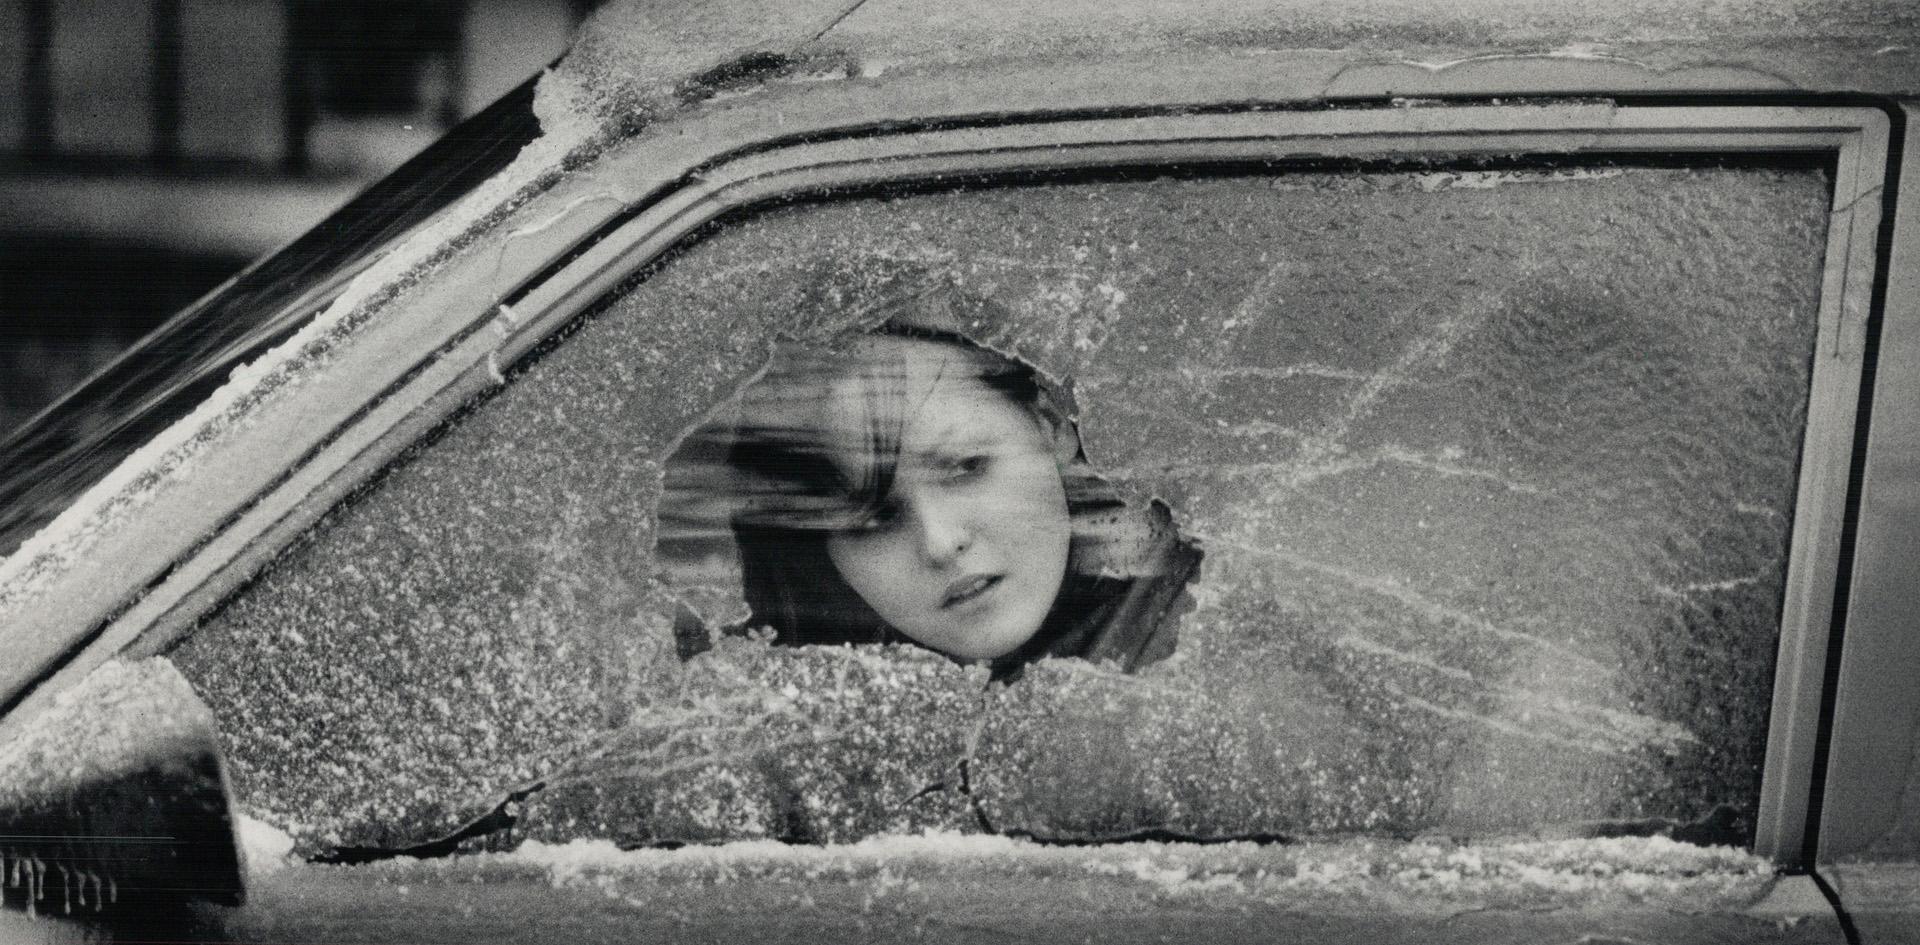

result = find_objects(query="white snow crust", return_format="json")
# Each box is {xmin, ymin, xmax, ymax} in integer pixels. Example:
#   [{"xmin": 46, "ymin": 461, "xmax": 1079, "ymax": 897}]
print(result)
[
  {"xmin": 239, "ymin": 815, "xmax": 298, "ymax": 878},
  {"xmin": 336, "ymin": 832, "xmax": 1777, "ymax": 915}
]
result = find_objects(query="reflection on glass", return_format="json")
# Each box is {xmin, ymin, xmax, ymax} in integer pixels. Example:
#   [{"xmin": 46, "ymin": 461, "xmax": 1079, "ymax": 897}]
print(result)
[{"xmin": 661, "ymin": 286, "xmax": 1201, "ymax": 678}]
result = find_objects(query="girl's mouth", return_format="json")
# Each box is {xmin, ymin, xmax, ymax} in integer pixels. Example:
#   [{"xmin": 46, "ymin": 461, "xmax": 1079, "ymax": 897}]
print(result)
[{"xmin": 941, "ymin": 574, "xmax": 1002, "ymax": 608}]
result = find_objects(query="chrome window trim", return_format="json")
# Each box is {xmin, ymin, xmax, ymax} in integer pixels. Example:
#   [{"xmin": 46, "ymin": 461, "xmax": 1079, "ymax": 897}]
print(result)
[{"xmin": 1815, "ymin": 102, "xmax": 1919, "ymax": 865}]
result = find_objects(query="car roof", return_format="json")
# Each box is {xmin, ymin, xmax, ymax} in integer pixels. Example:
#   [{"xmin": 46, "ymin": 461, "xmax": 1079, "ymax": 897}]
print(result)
[{"xmin": 570, "ymin": 0, "xmax": 1920, "ymax": 98}]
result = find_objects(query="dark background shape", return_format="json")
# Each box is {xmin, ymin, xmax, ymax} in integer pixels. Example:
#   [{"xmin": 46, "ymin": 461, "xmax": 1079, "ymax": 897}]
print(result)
[{"xmin": 0, "ymin": 0, "xmax": 588, "ymax": 442}]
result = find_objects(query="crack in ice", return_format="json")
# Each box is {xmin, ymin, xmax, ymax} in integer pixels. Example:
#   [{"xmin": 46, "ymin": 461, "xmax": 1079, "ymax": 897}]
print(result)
[
  {"xmin": 1338, "ymin": 635, "xmax": 1694, "ymax": 751},
  {"xmin": 1221, "ymin": 541, "xmax": 1608, "ymax": 672}
]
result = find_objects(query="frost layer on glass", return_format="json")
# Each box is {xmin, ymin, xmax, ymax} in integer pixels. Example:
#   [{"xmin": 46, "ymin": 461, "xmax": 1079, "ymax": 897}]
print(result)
[{"xmin": 170, "ymin": 167, "xmax": 1830, "ymax": 852}]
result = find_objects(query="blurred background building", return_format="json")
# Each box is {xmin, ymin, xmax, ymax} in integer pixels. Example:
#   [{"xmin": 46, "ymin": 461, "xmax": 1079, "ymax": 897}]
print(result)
[{"xmin": 0, "ymin": 0, "xmax": 593, "ymax": 438}]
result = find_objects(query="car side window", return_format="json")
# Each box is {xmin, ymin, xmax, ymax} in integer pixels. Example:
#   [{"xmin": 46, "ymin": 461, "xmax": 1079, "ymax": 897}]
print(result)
[{"xmin": 171, "ymin": 166, "xmax": 1830, "ymax": 854}]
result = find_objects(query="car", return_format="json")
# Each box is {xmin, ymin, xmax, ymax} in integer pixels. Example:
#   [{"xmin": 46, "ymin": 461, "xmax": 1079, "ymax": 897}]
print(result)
[{"xmin": 2, "ymin": 0, "xmax": 1917, "ymax": 940}]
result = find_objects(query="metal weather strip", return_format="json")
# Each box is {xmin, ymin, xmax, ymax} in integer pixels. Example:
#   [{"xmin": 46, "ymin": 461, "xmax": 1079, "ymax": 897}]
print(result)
[{"xmin": 1752, "ymin": 106, "xmax": 1892, "ymax": 865}]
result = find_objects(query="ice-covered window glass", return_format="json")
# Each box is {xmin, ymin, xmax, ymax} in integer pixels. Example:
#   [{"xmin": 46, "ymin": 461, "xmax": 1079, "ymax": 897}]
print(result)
[{"xmin": 171, "ymin": 166, "xmax": 1831, "ymax": 854}]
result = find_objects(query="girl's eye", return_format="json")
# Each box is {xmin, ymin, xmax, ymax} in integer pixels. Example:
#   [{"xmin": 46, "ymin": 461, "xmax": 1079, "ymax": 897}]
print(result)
[{"xmin": 946, "ymin": 455, "xmax": 990, "ymax": 480}]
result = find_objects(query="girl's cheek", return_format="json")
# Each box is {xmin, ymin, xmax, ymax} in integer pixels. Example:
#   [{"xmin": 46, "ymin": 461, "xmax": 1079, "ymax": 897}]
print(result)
[{"xmin": 1006, "ymin": 458, "xmax": 1069, "ymax": 509}]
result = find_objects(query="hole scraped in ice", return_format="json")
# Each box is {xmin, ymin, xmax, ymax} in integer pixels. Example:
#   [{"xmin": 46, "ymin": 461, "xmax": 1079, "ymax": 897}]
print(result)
[{"xmin": 655, "ymin": 307, "xmax": 1204, "ymax": 680}]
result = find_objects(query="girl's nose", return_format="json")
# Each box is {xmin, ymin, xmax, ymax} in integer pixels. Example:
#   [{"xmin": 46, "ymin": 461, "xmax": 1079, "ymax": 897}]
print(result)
[{"xmin": 912, "ymin": 496, "xmax": 971, "ymax": 565}]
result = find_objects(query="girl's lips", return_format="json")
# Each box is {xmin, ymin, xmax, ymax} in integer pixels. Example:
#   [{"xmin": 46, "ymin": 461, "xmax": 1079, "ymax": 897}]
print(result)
[{"xmin": 942, "ymin": 573, "xmax": 1002, "ymax": 608}]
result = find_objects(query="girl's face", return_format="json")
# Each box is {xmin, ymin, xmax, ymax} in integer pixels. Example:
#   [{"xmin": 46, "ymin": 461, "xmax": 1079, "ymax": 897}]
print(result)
[{"xmin": 823, "ymin": 338, "xmax": 1072, "ymax": 661}]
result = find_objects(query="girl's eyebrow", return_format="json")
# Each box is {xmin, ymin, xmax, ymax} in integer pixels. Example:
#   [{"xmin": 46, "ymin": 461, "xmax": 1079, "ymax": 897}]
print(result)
[
  {"xmin": 899, "ymin": 437, "xmax": 1012, "ymax": 474},
  {"xmin": 912, "ymin": 416, "xmax": 1007, "ymax": 453}
]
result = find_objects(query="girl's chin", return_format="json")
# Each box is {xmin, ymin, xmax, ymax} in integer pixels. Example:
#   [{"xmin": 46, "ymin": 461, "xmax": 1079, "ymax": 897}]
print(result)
[
  {"xmin": 903, "ymin": 585, "xmax": 1055, "ymax": 660},
  {"xmin": 928, "ymin": 623, "xmax": 1046, "ymax": 661}
]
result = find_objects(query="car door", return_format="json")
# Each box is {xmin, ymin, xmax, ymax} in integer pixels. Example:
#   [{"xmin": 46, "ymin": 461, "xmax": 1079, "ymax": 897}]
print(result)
[{"xmin": 2, "ymin": 61, "xmax": 1895, "ymax": 873}]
